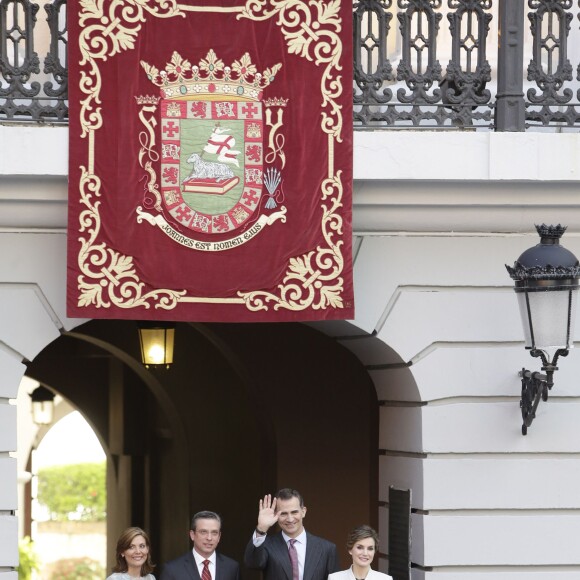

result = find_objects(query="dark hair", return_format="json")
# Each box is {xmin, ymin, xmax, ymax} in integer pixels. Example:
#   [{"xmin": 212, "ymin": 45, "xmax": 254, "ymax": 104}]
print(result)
[
  {"xmin": 275, "ymin": 488, "xmax": 305, "ymax": 507},
  {"xmin": 346, "ymin": 525, "xmax": 379, "ymax": 551},
  {"xmin": 191, "ymin": 510, "xmax": 222, "ymax": 531},
  {"xmin": 112, "ymin": 526, "xmax": 155, "ymax": 575}
]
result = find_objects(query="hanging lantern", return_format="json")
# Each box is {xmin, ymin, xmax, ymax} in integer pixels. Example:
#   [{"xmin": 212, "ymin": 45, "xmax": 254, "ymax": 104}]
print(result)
[{"xmin": 137, "ymin": 322, "xmax": 176, "ymax": 368}]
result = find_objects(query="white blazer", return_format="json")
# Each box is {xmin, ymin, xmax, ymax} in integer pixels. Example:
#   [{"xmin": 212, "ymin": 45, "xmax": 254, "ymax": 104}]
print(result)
[{"xmin": 328, "ymin": 566, "xmax": 393, "ymax": 580}]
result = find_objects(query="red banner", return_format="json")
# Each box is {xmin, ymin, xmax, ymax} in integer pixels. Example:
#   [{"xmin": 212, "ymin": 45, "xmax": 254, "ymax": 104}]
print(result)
[{"xmin": 67, "ymin": 0, "xmax": 353, "ymax": 322}]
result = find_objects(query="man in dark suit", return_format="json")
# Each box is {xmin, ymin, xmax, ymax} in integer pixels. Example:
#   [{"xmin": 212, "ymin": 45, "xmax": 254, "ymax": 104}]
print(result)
[
  {"xmin": 245, "ymin": 489, "xmax": 340, "ymax": 580},
  {"xmin": 161, "ymin": 511, "xmax": 240, "ymax": 580}
]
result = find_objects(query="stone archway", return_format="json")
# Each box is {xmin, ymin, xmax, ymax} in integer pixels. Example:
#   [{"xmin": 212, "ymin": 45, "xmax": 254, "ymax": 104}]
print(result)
[
  {"xmin": 22, "ymin": 319, "xmax": 380, "ymax": 575},
  {"xmin": 18, "ymin": 389, "xmax": 78, "ymax": 541},
  {"xmin": 17, "ymin": 397, "xmax": 107, "ymax": 576},
  {"xmin": 307, "ymin": 320, "xmax": 423, "ymax": 574}
]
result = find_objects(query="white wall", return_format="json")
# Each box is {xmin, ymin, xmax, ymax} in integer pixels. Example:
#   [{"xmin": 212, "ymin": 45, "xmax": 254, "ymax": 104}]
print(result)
[
  {"xmin": 3, "ymin": 124, "xmax": 580, "ymax": 578},
  {"xmin": 340, "ymin": 233, "xmax": 580, "ymax": 579},
  {"xmin": 0, "ymin": 228, "xmax": 81, "ymax": 578},
  {"xmin": 349, "ymin": 130, "xmax": 580, "ymax": 577}
]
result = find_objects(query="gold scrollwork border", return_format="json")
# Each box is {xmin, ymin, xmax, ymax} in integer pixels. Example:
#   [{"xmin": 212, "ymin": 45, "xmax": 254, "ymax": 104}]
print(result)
[{"xmin": 75, "ymin": 0, "xmax": 348, "ymax": 313}]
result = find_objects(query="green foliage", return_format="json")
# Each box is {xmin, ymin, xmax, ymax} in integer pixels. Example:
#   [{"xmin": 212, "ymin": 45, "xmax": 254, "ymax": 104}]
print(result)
[
  {"xmin": 37, "ymin": 462, "xmax": 106, "ymax": 521},
  {"xmin": 46, "ymin": 557, "xmax": 105, "ymax": 580},
  {"xmin": 17, "ymin": 536, "xmax": 40, "ymax": 580}
]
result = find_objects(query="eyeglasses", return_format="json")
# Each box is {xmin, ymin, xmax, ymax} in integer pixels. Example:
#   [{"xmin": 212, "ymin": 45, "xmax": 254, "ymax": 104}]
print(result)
[{"xmin": 195, "ymin": 530, "xmax": 220, "ymax": 537}]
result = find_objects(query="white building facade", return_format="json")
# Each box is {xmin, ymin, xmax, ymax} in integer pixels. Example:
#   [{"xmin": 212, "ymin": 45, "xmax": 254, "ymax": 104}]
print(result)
[{"xmin": 2, "ymin": 1, "xmax": 580, "ymax": 578}]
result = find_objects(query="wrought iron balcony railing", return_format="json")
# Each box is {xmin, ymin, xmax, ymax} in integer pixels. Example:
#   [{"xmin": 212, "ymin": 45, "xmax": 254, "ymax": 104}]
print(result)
[
  {"xmin": 2, "ymin": 0, "xmax": 580, "ymax": 130},
  {"xmin": 0, "ymin": 0, "xmax": 67, "ymax": 122}
]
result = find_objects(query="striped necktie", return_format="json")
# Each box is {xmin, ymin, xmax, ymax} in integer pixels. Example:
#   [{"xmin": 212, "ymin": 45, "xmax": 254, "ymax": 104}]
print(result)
[
  {"xmin": 288, "ymin": 539, "xmax": 299, "ymax": 580},
  {"xmin": 202, "ymin": 559, "xmax": 212, "ymax": 580}
]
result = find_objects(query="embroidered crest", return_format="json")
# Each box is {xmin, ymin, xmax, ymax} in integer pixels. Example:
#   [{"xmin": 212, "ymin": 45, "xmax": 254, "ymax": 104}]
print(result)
[
  {"xmin": 159, "ymin": 99, "xmax": 264, "ymax": 234},
  {"xmin": 136, "ymin": 51, "xmax": 288, "ymax": 250}
]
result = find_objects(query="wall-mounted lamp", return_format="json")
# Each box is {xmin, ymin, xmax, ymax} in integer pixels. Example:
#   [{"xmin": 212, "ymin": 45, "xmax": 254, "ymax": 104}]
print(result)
[
  {"xmin": 30, "ymin": 386, "xmax": 56, "ymax": 426},
  {"xmin": 506, "ymin": 224, "xmax": 580, "ymax": 434},
  {"xmin": 137, "ymin": 322, "xmax": 175, "ymax": 369}
]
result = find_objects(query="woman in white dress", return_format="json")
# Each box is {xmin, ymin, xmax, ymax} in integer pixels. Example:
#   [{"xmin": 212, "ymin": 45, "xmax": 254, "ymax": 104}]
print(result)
[
  {"xmin": 106, "ymin": 526, "xmax": 156, "ymax": 580},
  {"xmin": 328, "ymin": 525, "xmax": 392, "ymax": 580}
]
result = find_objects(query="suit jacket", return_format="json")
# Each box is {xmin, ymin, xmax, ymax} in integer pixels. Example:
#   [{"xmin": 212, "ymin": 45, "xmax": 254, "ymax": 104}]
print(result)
[
  {"xmin": 160, "ymin": 551, "xmax": 240, "ymax": 580},
  {"xmin": 328, "ymin": 567, "xmax": 393, "ymax": 580},
  {"xmin": 244, "ymin": 531, "xmax": 340, "ymax": 580}
]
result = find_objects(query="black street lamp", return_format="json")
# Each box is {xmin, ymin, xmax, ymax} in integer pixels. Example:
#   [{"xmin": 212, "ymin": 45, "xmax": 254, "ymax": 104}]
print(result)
[{"xmin": 506, "ymin": 224, "xmax": 580, "ymax": 434}]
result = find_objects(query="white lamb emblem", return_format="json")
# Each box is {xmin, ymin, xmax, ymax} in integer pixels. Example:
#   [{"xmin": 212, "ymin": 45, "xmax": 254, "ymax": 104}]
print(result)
[{"xmin": 185, "ymin": 153, "xmax": 234, "ymax": 182}]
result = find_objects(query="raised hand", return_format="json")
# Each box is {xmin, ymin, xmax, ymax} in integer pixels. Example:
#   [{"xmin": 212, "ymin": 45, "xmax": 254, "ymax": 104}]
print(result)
[{"xmin": 257, "ymin": 494, "xmax": 278, "ymax": 532}]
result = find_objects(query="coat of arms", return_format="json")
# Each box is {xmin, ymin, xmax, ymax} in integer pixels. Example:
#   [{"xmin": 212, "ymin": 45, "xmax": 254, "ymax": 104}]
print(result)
[{"xmin": 136, "ymin": 50, "xmax": 287, "ymax": 250}]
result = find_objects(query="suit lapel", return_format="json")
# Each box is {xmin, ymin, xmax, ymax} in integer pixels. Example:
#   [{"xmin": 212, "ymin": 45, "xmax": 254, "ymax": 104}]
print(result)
[
  {"xmin": 303, "ymin": 533, "xmax": 323, "ymax": 580},
  {"xmin": 185, "ymin": 551, "xmax": 201, "ymax": 580},
  {"xmin": 215, "ymin": 552, "xmax": 223, "ymax": 580},
  {"xmin": 273, "ymin": 532, "xmax": 294, "ymax": 580}
]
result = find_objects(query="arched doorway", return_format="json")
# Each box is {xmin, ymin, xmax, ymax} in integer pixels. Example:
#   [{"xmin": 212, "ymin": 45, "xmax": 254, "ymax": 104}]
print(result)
[
  {"xmin": 29, "ymin": 410, "xmax": 106, "ymax": 577},
  {"xmin": 24, "ymin": 320, "xmax": 379, "ymax": 574}
]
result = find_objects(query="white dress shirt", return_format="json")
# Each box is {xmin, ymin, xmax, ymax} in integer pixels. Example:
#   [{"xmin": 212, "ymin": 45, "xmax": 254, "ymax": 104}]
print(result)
[
  {"xmin": 193, "ymin": 549, "xmax": 216, "ymax": 579},
  {"xmin": 282, "ymin": 529, "xmax": 307, "ymax": 580}
]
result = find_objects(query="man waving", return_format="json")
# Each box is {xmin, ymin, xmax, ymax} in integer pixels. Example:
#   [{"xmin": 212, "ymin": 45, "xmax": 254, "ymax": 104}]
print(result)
[{"xmin": 245, "ymin": 489, "xmax": 340, "ymax": 580}]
